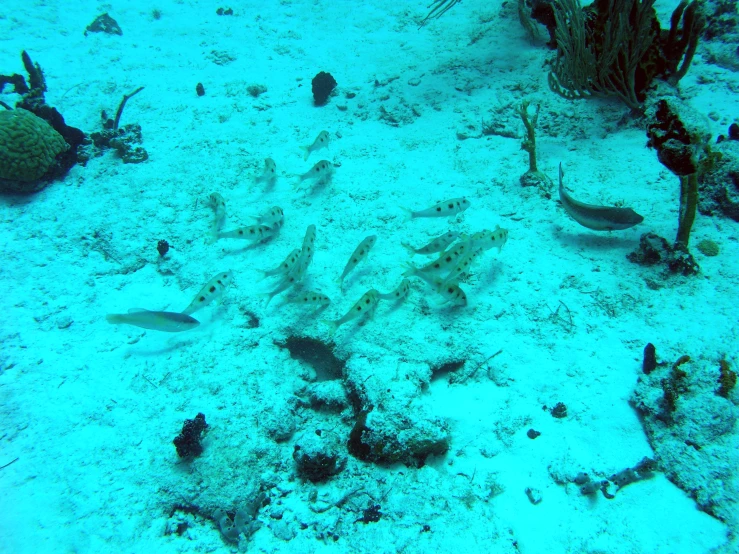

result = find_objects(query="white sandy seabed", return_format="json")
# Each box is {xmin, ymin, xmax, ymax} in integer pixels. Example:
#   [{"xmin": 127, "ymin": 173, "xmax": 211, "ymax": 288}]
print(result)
[{"xmin": 0, "ymin": 1, "xmax": 737, "ymax": 553}]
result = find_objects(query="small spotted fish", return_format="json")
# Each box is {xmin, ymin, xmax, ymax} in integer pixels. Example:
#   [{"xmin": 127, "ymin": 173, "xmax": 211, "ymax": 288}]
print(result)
[
  {"xmin": 287, "ymin": 290, "xmax": 331, "ymax": 307},
  {"xmin": 321, "ymin": 289, "xmax": 381, "ymax": 335},
  {"xmin": 262, "ymin": 273, "xmax": 300, "ymax": 307},
  {"xmin": 249, "ymin": 206, "xmax": 284, "ymax": 229},
  {"xmin": 300, "ymin": 130, "xmax": 330, "ymax": 161},
  {"xmin": 439, "ymin": 247, "xmax": 482, "ymax": 289},
  {"xmin": 404, "ymin": 240, "xmax": 471, "ymax": 277},
  {"xmin": 259, "ymin": 248, "xmax": 301, "ymax": 280},
  {"xmin": 402, "ymin": 231, "xmax": 459, "ymax": 256},
  {"xmin": 403, "ymin": 267, "xmax": 467, "ymax": 307},
  {"xmin": 263, "ymin": 226, "xmax": 317, "ymax": 306},
  {"xmin": 435, "ymin": 281, "xmax": 468, "ymax": 307},
  {"xmin": 403, "ymin": 198, "xmax": 470, "ymax": 222},
  {"xmin": 182, "ymin": 271, "xmax": 234, "ymax": 315},
  {"xmin": 295, "ymin": 160, "xmax": 333, "ymax": 191},
  {"xmin": 462, "ymin": 226, "xmax": 509, "ymax": 253},
  {"xmin": 338, "ymin": 235, "xmax": 377, "ymax": 288},
  {"xmin": 378, "ymin": 278, "xmax": 411, "ymax": 301},
  {"xmin": 208, "ymin": 192, "xmax": 227, "ymax": 244},
  {"xmin": 288, "ymin": 225, "xmax": 317, "ymax": 280},
  {"xmin": 218, "ymin": 224, "xmax": 279, "ymax": 243},
  {"xmin": 255, "ymin": 158, "xmax": 277, "ymax": 187}
]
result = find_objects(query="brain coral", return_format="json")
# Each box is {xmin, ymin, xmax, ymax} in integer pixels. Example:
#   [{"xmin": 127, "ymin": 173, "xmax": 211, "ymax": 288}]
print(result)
[{"xmin": 0, "ymin": 108, "xmax": 68, "ymax": 184}]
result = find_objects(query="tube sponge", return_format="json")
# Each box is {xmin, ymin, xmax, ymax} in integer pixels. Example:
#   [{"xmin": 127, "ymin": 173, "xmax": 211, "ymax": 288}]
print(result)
[{"xmin": 0, "ymin": 108, "xmax": 68, "ymax": 183}]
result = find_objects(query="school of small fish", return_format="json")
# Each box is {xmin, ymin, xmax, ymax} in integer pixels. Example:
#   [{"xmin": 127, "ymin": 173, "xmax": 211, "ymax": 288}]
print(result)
[{"xmin": 106, "ymin": 128, "xmax": 509, "ymax": 336}]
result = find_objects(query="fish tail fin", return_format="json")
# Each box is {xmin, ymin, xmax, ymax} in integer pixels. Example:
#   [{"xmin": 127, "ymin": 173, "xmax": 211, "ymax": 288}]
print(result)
[
  {"xmin": 321, "ymin": 319, "xmax": 338, "ymax": 336},
  {"xmin": 106, "ymin": 314, "xmax": 125, "ymax": 325},
  {"xmin": 401, "ymin": 262, "xmax": 418, "ymax": 278},
  {"xmin": 401, "ymin": 242, "xmax": 417, "ymax": 255},
  {"xmin": 258, "ymin": 292, "xmax": 275, "ymax": 307},
  {"xmin": 401, "ymin": 208, "xmax": 414, "ymax": 223},
  {"xmin": 300, "ymin": 146, "xmax": 310, "ymax": 161},
  {"xmin": 558, "ymin": 162, "xmax": 564, "ymax": 189}
]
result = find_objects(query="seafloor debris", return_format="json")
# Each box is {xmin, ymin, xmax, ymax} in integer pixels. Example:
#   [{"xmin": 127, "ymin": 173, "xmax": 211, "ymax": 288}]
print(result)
[
  {"xmin": 85, "ymin": 13, "xmax": 123, "ymax": 36},
  {"xmin": 80, "ymin": 87, "xmax": 149, "ymax": 164},
  {"xmin": 173, "ymin": 413, "xmax": 208, "ymax": 458}
]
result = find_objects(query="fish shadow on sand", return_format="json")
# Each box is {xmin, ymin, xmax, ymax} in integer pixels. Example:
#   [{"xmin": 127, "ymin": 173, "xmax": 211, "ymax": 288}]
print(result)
[
  {"xmin": 555, "ymin": 226, "xmax": 641, "ymax": 252},
  {"xmin": 474, "ymin": 259, "xmax": 505, "ymax": 293},
  {"xmin": 219, "ymin": 240, "xmax": 275, "ymax": 257},
  {"xmin": 126, "ymin": 335, "xmax": 200, "ymax": 356}
]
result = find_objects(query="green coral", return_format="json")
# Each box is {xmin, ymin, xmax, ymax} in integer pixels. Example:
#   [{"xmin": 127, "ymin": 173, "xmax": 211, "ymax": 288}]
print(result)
[
  {"xmin": 696, "ymin": 239, "xmax": 719, "ymax": 256},
  {"xmin": 0, "ymin": 108, "xmax": 68, "ymax": 183},
  {"xmin": 548, "ymin": 0, "xmax": 704, "ymax": 110}
]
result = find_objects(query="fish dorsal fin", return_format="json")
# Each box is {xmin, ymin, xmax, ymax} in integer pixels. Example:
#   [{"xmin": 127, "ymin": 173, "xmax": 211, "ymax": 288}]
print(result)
[{"xmin": 127, "ymin": 308, "xmax": 150, "ymax": 314}]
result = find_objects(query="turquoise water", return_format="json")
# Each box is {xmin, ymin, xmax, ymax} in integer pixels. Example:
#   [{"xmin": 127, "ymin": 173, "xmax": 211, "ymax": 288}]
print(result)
[{"xmin": 0, "ymin": 1, "xmax": 737, "ymax": 552}]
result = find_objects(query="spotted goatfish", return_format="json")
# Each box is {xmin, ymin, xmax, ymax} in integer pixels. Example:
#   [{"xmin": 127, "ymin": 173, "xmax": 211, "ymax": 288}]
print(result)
[
  {"xmin": 208, "ymin": 193, "xmax": 227, "ymax": 244},
  {"xmin": 461, "ymin": 227, "xmax": 509, "ymax": 253},
  {"xmin": 402, "ymin": 267, "xmax": 468, "ymax": 307},
  {"xmin": 558, "ymin": 163, "xmax": 644, "ymax": 231},
  {"xmin": 255, "ymin": 158, "xmax": 277, "ymax": 188},
  {"xmin": 321, "ymin": 289, "xmax": 381, "ymax": 335},
  {"xmin": 106, "ymin": 309, "xmax": 200, "ymax": 332},
  {"xmin": 249, "ymin": 206, "xmax": 284, "ymax": 228},
  {"xmin": 338, "ymin": 235, "xmax": 377, "ymax": 288},
  {"xmin": 402, "ymin": 231, "xmax": 459, "ymax": 256},
  {"xmin": 263, "ymin": 225, "xmax": 317, "ymax": 305},
  {"xmin": 378, "ymin": 278, "xmax": 411, "ymax": 301},
  {"xmin": 287, "ymin": 290, "xmax": 331, "ymax": 307},
  {"xmin": 218, "ymin": 224, "xmax": 280, "ymax": 242},
  {"xmin": 295, "ymin": 160, "xmax": 333, "ymax": 191},
  {"xmin": 259, "ymin": 248, "xmax": 301, "ymax": 280},
  {"xmin": 182, "ymin": 271, "xmax": 234, "ymax": 315},
  {"xmin": 300, "ymin": 130, "xmax": 330, "ymax": 161},
  {"xmin": 403, "ymin": 198, "xmax": 470, "ymax": 221}
]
